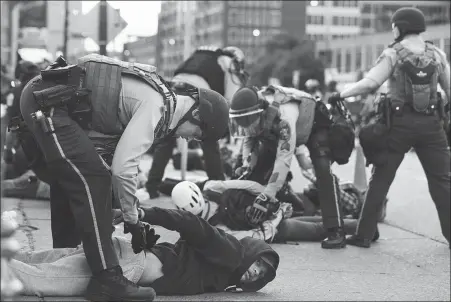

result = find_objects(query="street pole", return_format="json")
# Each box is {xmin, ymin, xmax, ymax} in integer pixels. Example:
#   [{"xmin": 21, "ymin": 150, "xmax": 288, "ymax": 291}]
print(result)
[
  {"xmin": 179, "ymin": 1, "xmax": 194, "ymax": 181},
  {"xmin": 10, "ymin": 2, "xmax": 24, "ymax": 76},
  {"xmin": 99, "ymin": 0, "xmax": 108, "ymax": 56},
  {"xmin": 63, "ymin": 0, "xmax": 69, "ymax": 58}
]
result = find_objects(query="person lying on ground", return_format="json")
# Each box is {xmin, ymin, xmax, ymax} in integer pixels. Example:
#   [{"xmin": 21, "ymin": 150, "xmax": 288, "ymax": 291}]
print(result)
[
  {"xmin": 118, "ymin": 180, "xmax": 379, "ymax": 244},
  {"xmin": 10, "ymin": 207, "xmax": 279, "ymax": 298}
]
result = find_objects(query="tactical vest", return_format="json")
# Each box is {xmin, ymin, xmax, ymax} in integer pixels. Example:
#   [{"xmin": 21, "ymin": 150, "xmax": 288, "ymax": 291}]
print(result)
[
  {"xmin": 173, "ymin": 47, "xmax": 225, "ymax": 96},
  {"xmin": 260, "ymin": 85, "xmax": 317, "ymax": 146},
  {"xmin": 387, "ymin": 41, "xmax": 439, "ymax": 113},
  {"xmin": 74, "ymin": 54, "xmax": 176, "ymax": 137}
]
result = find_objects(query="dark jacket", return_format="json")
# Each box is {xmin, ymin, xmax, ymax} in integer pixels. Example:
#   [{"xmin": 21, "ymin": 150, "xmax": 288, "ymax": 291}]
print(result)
[{"xmin": 142, "ymin": 207, "xmax": 279, "ymax": 295}]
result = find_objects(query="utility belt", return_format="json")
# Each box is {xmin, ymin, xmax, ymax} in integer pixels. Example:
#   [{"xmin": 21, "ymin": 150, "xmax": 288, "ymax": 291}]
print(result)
[{"xmin": 29, "ymin": 58, "xmax": 92, "ymax": 134}]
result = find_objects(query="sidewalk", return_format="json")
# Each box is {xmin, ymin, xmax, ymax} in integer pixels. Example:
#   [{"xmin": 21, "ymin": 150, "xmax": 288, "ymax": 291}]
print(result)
[{"xmin": 3, "ymin": 194, "xmax": 449, "ymax": 301}]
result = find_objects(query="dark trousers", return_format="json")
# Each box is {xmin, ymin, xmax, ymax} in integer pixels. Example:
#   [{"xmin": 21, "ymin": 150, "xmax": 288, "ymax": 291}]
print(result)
[
  {"xmin": 275, "ymin": 216, "xmax": 357, "ymax": 242},
  {"xmin": 146, "ymin": 137, "xmax": 225, "ymax": 189},
  {"xmin": 356, "ymin": 110, "xmax": 450, "ymax": 242},
  {"xmin": 306, "ymin": 127, "xmax": 343, "ymax": 230},
  {"xmin": 20, "ymin": 79, "xmax": 119, "ymax": 273}
]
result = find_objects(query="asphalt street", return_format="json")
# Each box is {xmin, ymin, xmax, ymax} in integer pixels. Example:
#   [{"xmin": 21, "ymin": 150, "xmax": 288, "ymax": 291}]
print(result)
[{"xmin": 3, "ymin": 148, "xmax": 450, "ymax": 301}]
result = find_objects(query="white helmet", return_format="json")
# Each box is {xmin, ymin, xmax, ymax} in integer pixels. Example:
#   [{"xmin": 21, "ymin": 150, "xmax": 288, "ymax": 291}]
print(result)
[{"xmin": 171, "ymin": 181, "xmax": 205, "ymax": 215}]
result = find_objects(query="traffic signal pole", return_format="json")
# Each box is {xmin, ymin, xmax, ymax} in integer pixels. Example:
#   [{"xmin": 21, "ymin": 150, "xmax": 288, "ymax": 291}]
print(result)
[{"xmin": 99, "ymin": 0, "xmax": 108, "ymax": 55}]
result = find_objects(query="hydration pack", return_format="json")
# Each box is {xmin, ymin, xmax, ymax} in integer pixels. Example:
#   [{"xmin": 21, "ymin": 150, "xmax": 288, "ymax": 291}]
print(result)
[{"xmin": 391, "ymin": 41, "xmax": 439, "ymax": 113}]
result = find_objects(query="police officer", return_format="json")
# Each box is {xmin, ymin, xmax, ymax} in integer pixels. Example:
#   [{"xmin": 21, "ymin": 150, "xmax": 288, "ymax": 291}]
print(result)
[
  {"xmin": 146, "ymin": 46, "xmax": 247, "ymax": 198},
  {"xmin": 229, "ymin": 85, "xmax": 348, "ymax": 249},
  {"xmin": 330, "ymin": 7, "xmax": 450, "ymax": 248},
  {"xmin": 20, "ymin": 54, "xmax": 230, "ymax": 300}
]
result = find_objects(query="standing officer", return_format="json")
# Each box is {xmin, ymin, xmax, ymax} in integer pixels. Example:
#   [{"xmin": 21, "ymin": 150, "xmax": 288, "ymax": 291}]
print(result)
[
  {"xmin": 330, "ymin": 7, "xmax": 450, "ymax": 248},
  {"xmin": 19, "ymin": 54, "xmax": 230, "ymax": 300},
  {"xmin": 229, "ymin": 85, "xmax": 354, "ymax": 249}
]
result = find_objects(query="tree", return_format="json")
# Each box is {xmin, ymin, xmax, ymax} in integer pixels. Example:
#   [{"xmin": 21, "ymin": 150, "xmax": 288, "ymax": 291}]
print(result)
[{"xmin": 248, "ymin": 33, "xmax": 325, "ymax": 90}]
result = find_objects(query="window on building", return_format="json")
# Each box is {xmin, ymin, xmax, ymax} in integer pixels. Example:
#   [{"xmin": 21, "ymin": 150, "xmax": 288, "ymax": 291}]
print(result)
[
  {"xmin": 336, "ymin": 51, "xmax": 342, "ymax": 71},
  {"xmin": 345, "ymin": 49, "xmax": 352, "ymax": 73},
  {"xmin": 269, "ymin": 10, "xmax": 281, "ymax": 27},
  {"xmin": 355, "ymin": 48, "xmax": 362, "ymax": 70}
]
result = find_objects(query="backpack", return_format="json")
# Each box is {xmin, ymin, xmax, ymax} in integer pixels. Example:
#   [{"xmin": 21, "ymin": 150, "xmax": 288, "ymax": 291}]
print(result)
[
  {"xmin": 391, "ymin": 41, "xmax": 439, "ymax": 112},
  {"xmin": 209, "ymin": 189, "xmax": 259, "ymax": 230}
]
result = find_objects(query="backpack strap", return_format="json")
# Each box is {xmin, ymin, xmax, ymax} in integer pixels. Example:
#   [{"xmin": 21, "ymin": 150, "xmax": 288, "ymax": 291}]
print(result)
[{"xmin": 391, "ymin": 42, "xmax": 412, "ymax": 62}]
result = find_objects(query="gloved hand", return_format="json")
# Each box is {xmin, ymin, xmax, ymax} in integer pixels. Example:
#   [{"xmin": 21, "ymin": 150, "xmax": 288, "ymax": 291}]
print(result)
[
  {"xmin": 233, "ymin": 166, "xmax": 250, "ymax": 180},
  {"xmin": 144, "ymin": 225, "xmax": 160, "ymax": 250},
  {"xmin": 246, "ymin": 193, "xmax": 280, "ymax": 227},
  {"xmin": 124, "ymin": 221, "xmax": 147, "ymax": 254},
  {"xmin": 328, "ymin": 92, "xmax": 343, "ymax": 106}
]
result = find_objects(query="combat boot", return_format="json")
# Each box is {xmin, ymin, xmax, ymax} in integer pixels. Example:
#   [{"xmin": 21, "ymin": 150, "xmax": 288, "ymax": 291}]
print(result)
[
  {"xmin": 321, "ymin": 227, "xmax": 346, "ymax": 249},
  {"xmin": 145, "ymin": 183, "xmax": 160, "ymax": 199},
  {"xmin": 85, "ymin": 266, "xmax": 156, "ymax": 301},
  {"xmin": 347, "ymin": 226, "xmax": 380, "ymax": 248}
]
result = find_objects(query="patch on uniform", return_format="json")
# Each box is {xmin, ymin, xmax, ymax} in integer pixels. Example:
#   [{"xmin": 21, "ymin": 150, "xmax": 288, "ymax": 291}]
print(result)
[
  {"xmin": 279, "ymin": 120, "xmax": 291, "ymax": 151},
  {"xmin": 269, "ymin": 172, "xmax": 279, "ymax": 184}
]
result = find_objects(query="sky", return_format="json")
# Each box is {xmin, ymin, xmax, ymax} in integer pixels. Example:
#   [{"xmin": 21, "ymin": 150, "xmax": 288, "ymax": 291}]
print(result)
[{"xmin": 82, "ymin": 1, "xmax": 161, "ymax": 52}]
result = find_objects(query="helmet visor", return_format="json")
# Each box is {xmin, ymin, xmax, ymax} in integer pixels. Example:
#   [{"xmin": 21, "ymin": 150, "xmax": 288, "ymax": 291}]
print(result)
[{"xmin": 229, "ymin": 114, "xmax": 262, "ymax": 138}]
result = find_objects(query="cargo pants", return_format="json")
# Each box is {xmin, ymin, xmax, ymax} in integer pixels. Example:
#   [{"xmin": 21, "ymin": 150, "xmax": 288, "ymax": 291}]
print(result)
[
  {"xmin": 356, "ymin": 108, "xmax": 450, "ymax": 243},
  {"xmin": 20, "ymin": 76, "xmax": 119, "ymax": 273}
]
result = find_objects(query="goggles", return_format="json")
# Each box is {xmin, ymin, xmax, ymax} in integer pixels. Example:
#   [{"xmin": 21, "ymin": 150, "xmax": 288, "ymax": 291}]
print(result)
[{"xmin": 229, "ymin": 113, "xmax": 263, "ymax": 138}]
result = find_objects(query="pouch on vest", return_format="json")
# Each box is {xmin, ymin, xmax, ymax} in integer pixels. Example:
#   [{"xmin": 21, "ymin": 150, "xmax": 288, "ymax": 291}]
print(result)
[{"xmin": 393, "ymin": 42, "xmax": 439, "ymax": 113}]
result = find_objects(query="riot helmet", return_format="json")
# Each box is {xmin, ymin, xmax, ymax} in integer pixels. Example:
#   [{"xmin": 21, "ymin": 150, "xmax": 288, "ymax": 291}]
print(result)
[
  {"xmin": 229, "ymin": 86, "xmax": 266, "ymax": 138},
  {"xmin": 172, "ymin": 88, "xmax": 230, "ymax": 142},
  {"xmin": 391, "ymin": 7, "xmax": 426, "ymax": 38}
]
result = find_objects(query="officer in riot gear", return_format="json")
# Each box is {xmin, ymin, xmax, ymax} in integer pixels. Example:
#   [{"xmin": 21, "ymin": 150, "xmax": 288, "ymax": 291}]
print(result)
[
  {"xmin": 19, "ymin": 54, "xmax": 230, "ymax": 301},
  {"xmin": 330, "ymin": 7, "xmax": 450, "ymax": 248},
  {"xmin": 229, "ymin": 85, "xmax": 355, "ymax": 249},
  {"xmin": 145, "ymin": 46, "xmax": 247, "ymax": 198}
]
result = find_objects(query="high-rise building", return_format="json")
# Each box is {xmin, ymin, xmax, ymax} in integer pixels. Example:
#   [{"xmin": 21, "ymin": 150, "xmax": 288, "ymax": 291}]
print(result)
[
  {"xmin": 123, "ymin": 35, "xmax": 157, "ymax": 65},
  {"xmin": 156, "ymin": 0, "xmax": 307, "ymax": 78},
  {"xmin": 305, "ymin": 0, "xmax": 361, "ymax": 41},
  {"xmin": 360, "ymin": 1, "xmax": 451, "ymax": 34}
]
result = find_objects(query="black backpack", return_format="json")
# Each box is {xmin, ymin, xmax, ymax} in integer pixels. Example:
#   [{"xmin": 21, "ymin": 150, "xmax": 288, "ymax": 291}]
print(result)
[{"xmin": 209, "ymin": 189, "xmax": 258, "ymax": 230}]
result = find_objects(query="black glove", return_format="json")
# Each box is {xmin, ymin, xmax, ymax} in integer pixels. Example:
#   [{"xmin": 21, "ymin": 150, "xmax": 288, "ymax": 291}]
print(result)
[
  {"xmin": 328, "ymin": 92, "xmax": 342, "ymax": 106},
  {"xmin": 246, "ymin": 193, "xmax": 280, "ymax": 227},
  {"xmin": 124, "ymin": 221, "xmax": 149, "ymax": 254},
  {"xmin": 144, "ymin": 225, "xmax": 160, "ymax": 250}
]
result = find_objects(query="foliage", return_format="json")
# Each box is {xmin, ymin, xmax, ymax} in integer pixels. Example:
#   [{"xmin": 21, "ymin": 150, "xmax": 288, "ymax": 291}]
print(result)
[{"xmin": 248, "ymin": 32, "xmax": 325, "ymax": 90}]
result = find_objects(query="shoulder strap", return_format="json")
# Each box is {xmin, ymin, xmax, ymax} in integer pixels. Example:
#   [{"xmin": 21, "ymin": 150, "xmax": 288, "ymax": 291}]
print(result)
[{"xmin": 391, "ymin": 42, "xmax": 411, "ymax": 62}]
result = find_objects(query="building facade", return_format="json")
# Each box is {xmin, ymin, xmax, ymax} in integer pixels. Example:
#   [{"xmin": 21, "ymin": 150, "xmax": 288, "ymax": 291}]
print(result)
[
  {"xmin": 123, "ymin": 35, "xmax": 157, "ymax": 65},
  {"xmin": 156, "ymin": 0, "xmax": 307, "ymax": 78}
]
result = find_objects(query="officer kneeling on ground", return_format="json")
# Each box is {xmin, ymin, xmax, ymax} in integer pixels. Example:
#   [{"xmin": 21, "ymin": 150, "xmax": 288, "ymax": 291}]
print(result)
[
  {"xmin": 19, "ymin": 54, "xmax": 229, "ymax": 301},
  {"xmin": 329, "ymin": 7, "xmax": 450, "ymax": 248},
  {"xmin": 229, "ymin": 85, "xmax": 355, "ymax": 249}
]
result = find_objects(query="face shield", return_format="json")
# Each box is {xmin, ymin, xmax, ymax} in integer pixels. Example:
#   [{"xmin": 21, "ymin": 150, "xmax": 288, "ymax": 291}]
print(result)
[{"xmin": 229, "ymin": 110, "xmax": 263, "ymax": 138}]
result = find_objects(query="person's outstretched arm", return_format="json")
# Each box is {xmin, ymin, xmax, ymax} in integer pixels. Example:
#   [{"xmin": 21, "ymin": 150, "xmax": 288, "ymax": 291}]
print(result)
[{"xmin": 141, "ymin": 207, "xmax": 244, "ymax": 271}]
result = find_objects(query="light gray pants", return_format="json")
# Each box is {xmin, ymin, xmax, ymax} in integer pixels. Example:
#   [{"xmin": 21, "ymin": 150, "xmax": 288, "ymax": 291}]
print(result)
[{"xmin": 10, "ymin": 236, "xmax": 145, "ymax": 297}]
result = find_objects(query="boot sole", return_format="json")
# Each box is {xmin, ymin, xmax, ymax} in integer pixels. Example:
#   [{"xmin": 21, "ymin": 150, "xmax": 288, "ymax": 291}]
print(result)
[{"xmin": 321, "ymin": 241, "xmax": 347, "ymax": 249}]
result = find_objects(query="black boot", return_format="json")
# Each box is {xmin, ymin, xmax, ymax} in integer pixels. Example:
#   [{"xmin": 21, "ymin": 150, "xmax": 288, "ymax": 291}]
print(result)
[
  {"xmin": 85, "ymin": 266, "xmax": 156, "ymax": 301},
  {"xmin": 346, "ymin": 235, "xmax": 371, "ymax": 248},
  {"xmin": 372, "ymin": 226, "xmax": 379, "ymax": 242},
  {"xmin": 321, "ymin": 227, "xmax": 346, "ymax": 249},
  {"xmin": 145, "ymin": 183, "xmax": 160, "ymax": 199}
]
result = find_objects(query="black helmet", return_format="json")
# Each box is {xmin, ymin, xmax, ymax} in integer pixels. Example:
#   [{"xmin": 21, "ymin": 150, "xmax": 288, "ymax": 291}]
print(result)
[
  {"xmin": 391, "ymin": 7, "xmax": 426, "ymax": 34},
  {"xmin": 229, "ymin": 86, "xmax": 265, "ymax": 138},
  {"xmin": 195, "ymin": 88, "xmax": 230, "ymax": 141}
]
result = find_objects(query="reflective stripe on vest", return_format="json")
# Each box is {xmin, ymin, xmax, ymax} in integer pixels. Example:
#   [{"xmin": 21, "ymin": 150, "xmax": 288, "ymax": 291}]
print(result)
[{"xmin": 388, "ymin": 42, "xmax": 439, "ymax": 112}]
